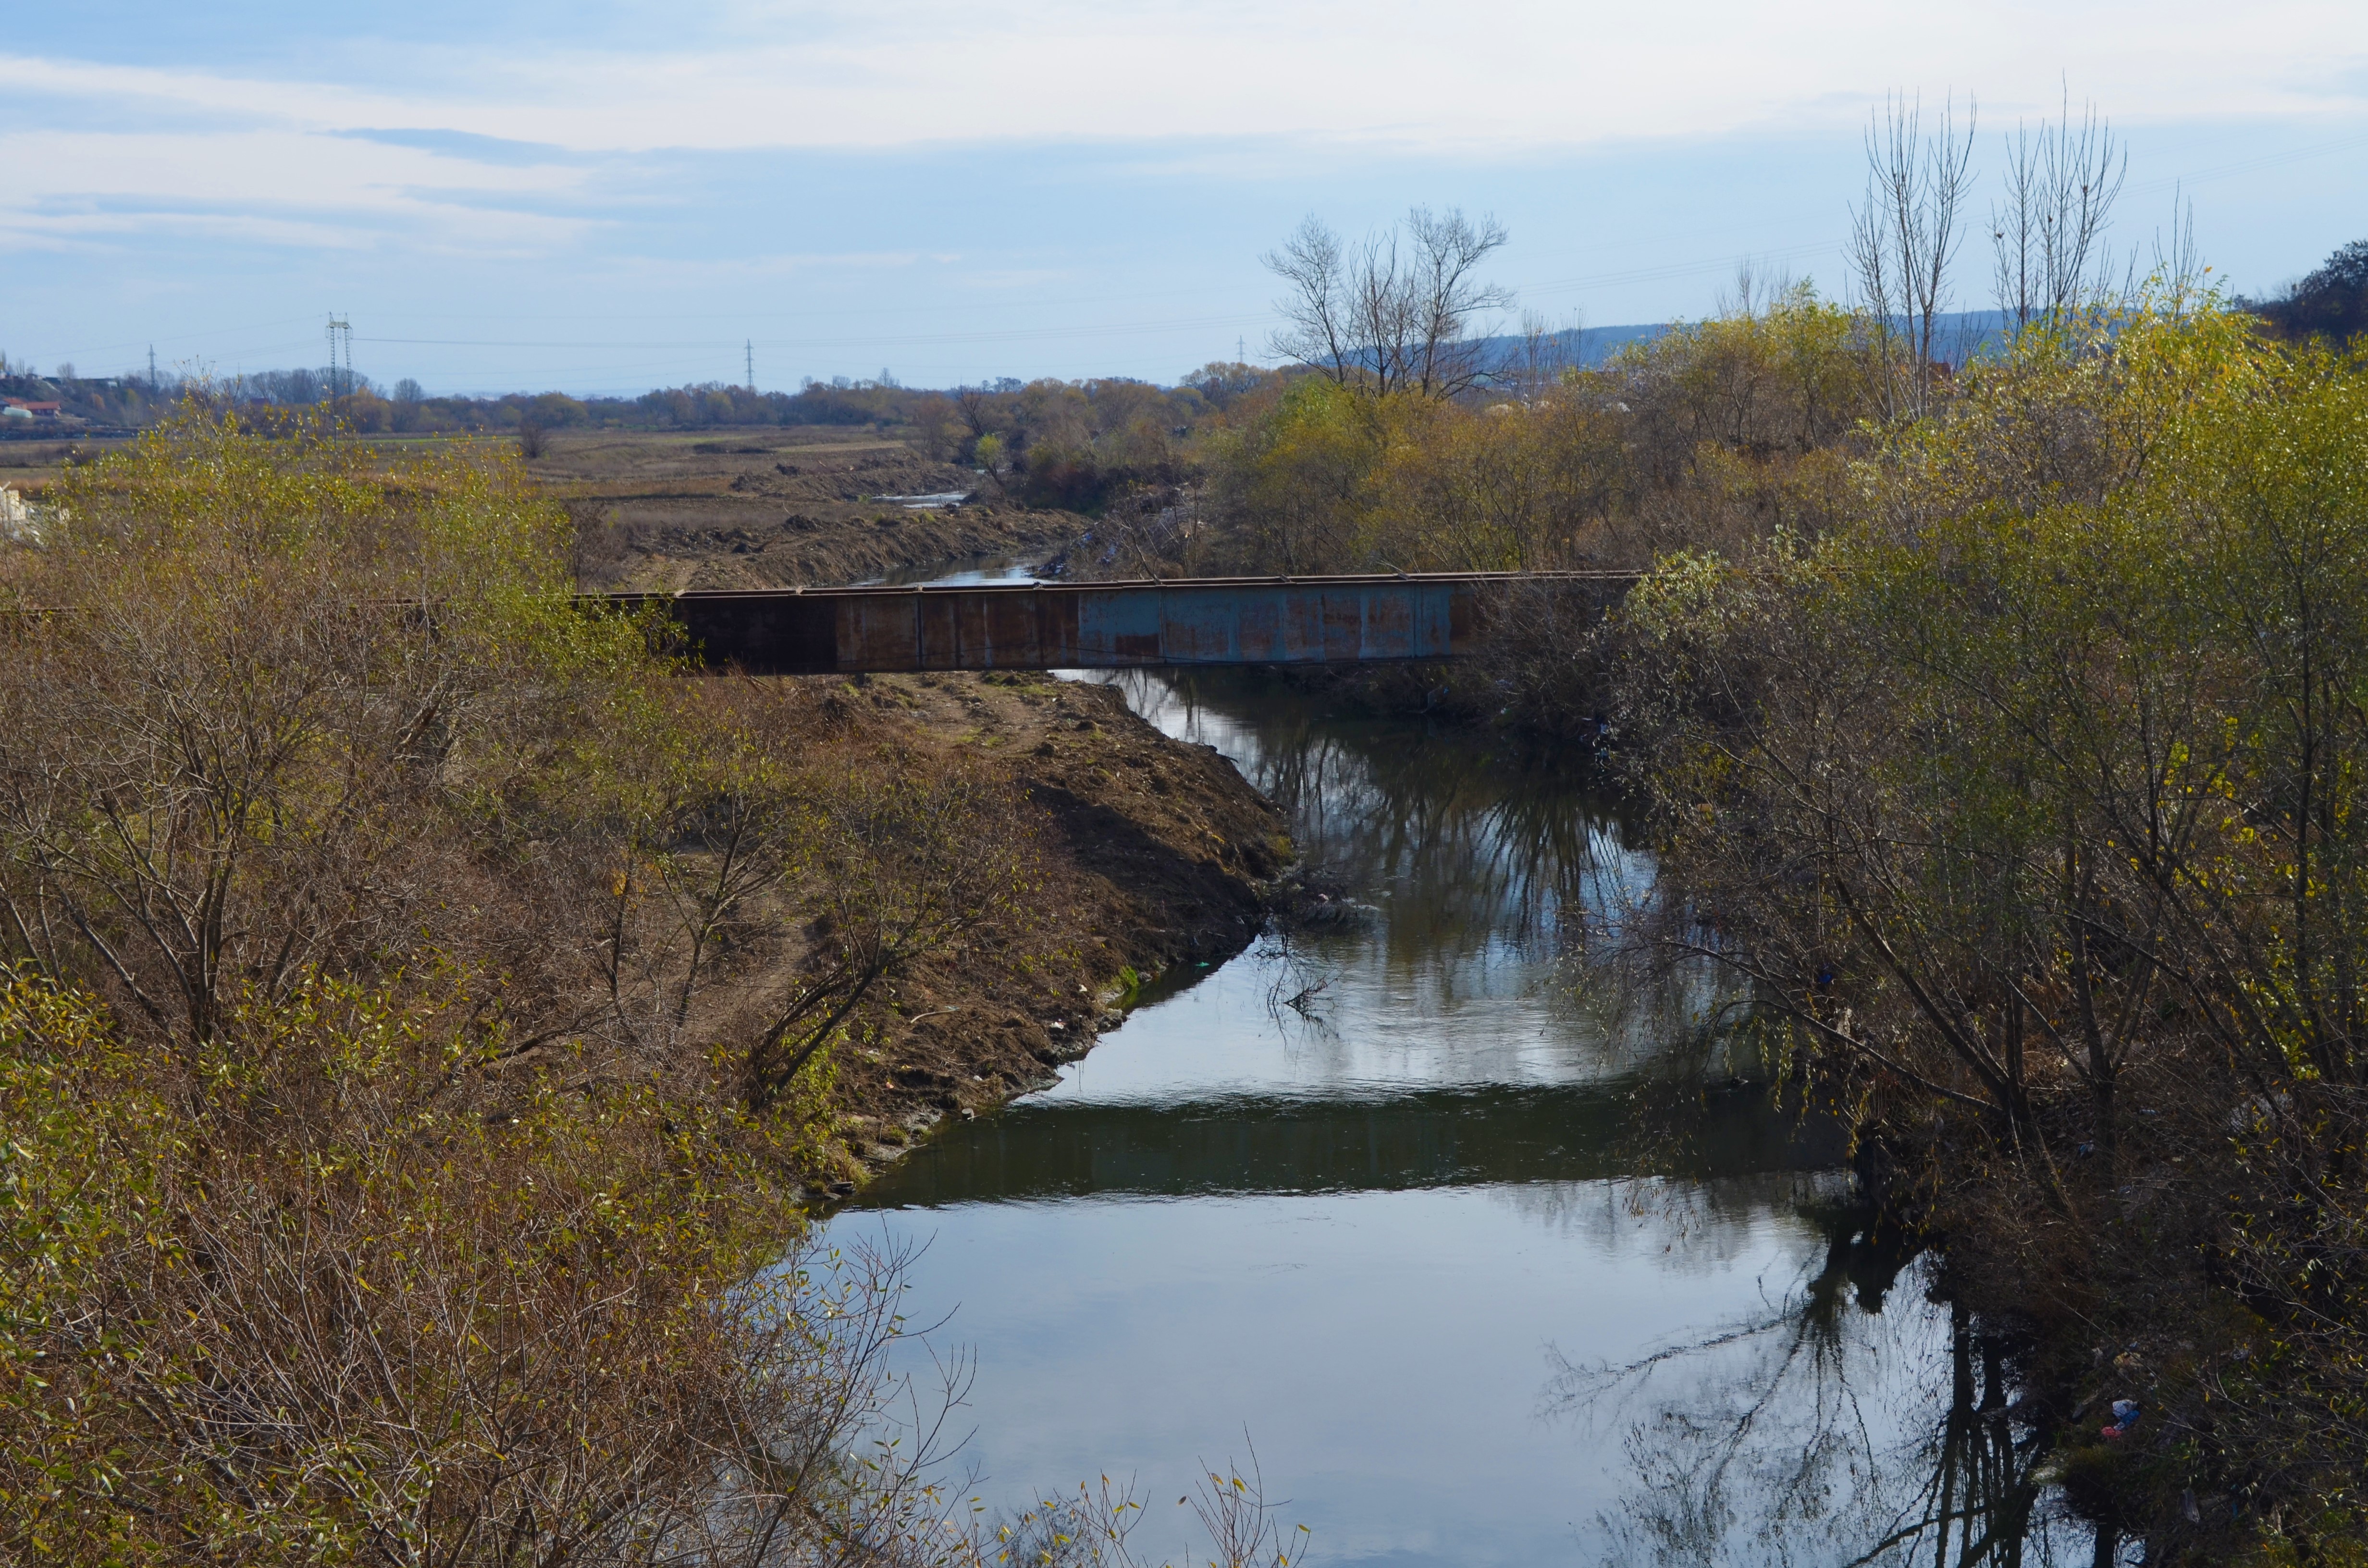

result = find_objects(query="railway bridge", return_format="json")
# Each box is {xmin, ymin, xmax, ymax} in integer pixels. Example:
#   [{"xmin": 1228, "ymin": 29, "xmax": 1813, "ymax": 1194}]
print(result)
[{"xmin": 609, "ymin": 572, "xmax": 1638, "ymax": 676}]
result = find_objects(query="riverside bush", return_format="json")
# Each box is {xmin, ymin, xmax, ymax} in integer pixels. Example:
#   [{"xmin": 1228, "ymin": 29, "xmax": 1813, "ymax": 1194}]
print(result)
[
  {"xmin": 1607, "ymin": 301, "xmax": 2368, "ymax": 1552},
  {"xmin": 0, "ymin": 408, "xmax": 1048, "ymax": 1563}
]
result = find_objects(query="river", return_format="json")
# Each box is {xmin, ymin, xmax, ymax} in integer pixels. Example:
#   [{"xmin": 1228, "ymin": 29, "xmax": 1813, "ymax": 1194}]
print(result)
[{"xmin": 822, "ymin": 670, "xmax": 2103, "ymax": 1567}]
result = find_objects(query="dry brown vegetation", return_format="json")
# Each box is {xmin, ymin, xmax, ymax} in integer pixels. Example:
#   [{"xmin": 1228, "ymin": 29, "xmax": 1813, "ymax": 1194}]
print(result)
[
  {"xmin": 3, "ymin": 424, "xmax": 1099, "ymax": 598},
  {"xmin": 0, "ymin": 408, "xmax": 1290, "ymax": 1564}
]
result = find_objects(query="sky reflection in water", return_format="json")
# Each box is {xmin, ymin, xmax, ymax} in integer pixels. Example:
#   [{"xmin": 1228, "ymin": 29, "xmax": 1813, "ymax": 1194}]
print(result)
[{"xmin": 825, "ymin": 672, "xmax": 2106, "ymax": 1567}]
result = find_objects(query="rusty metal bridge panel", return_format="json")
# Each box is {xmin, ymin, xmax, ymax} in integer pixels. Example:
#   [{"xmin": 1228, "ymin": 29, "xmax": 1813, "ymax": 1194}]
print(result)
[{"xmin": 604, "ymin": 572, "xmax": 1635, "ymax": 675}]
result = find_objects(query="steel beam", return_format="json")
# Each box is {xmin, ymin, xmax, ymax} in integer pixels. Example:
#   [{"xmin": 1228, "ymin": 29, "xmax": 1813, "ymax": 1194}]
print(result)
[{"xmin": 603, "ymin": 573, "xmax": 1634, "ymax": 675}]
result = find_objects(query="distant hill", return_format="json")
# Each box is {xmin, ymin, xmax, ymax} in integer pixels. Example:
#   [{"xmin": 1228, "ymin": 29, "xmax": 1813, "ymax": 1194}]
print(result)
[{"xmin": 1470, "ymin": 310, "xmax": 2020, "ymax": 376}]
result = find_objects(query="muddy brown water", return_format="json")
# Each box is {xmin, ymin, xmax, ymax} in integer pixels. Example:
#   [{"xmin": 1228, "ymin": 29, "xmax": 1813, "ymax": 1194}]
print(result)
[{"xmin": 821, "ymin": 670, "xmax": 2115, "ymax": 1567}]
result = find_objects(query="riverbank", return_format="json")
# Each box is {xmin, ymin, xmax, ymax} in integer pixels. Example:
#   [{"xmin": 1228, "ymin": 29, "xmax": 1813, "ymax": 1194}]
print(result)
[{"xmin": 798, "ymin": 670, "xmax": 1291, "ymax": 1188}]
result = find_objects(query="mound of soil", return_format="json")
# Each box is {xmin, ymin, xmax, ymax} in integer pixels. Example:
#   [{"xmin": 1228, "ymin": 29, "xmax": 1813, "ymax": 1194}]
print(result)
[{"xmin": 806, "ymin": 672, "xmax": 1290, "ymax": 1179}]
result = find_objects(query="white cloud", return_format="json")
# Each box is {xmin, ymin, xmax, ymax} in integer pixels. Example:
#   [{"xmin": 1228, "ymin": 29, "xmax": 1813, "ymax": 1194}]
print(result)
[
  {"xmin": 6, "ymin": 1, "xmax": 2368, "ymax": 160},
  {"xmin": 6, "ymin": 0, "xmax": 2366, "ymax": 389},
  {"xmin": 0, "ymin": 123, "xmax": 600, "ymax": 256},
  {"xmin": 6, "ymin": 0, "xmax": 2365, "ymax": 265}
]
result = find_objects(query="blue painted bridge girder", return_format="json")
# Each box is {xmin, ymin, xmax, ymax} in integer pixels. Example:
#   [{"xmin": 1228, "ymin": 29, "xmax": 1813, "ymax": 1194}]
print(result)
[{"xmin": 606, "ymin": 572, "xmax": 1634, "ymax": 675}]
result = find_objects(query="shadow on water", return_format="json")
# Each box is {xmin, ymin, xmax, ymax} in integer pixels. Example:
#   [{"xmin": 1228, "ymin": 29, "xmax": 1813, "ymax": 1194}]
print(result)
[
  {"xmin": 825, "ymin": 669, "xmax": 2111, "ymax": 1568},
  {"xmin": 857, "ymin": 1081, "xmax": 1845, "ymax": 1208}
]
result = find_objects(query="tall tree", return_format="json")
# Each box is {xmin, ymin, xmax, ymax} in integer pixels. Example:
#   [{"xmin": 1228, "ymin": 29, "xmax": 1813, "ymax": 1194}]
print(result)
[
  {"xmin": 1990, "ymin": 88, "xmax": 2128, "ymax": 333},
  {"xmin": 1848, "ymin": 92, "xmax": 1978, "ymax": 418},
  {"xmin": 1265, "ymin": 207, "xmax": 1514, "ymax": 401}
]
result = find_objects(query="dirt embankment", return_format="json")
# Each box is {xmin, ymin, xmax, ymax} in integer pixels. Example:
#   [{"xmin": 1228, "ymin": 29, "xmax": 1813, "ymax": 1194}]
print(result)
[
  {"xmin": 540, "ymin": 428, "xmax": 1087, "ymax": 591},
  {"xmin": 807, "ymin": 670, "xmax": 1289, "ymax": 1185}
]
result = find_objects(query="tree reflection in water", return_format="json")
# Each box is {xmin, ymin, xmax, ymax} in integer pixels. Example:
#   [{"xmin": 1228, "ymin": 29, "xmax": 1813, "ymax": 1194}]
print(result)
[
  {"xmin": 1551, "ymin": 1206, "xmax": 2122, "ymax": 1567},
  {"xmin": 1093, "ymin": 669, "xmax": 1712, "ymax": 1075},
  {"xmin": 1067, "ymin": 672, "xmax": 2130, "ymax": 1563}
]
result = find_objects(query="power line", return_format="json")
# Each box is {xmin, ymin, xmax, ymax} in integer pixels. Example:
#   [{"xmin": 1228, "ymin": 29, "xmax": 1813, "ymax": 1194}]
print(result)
[
  {"xmin": 2124, "ymin": 128, "xmax": 2368, "ymax": 199},
  {"xmin": 352, "ymin": 309, "xmax": 1277, "ymax": 352}
]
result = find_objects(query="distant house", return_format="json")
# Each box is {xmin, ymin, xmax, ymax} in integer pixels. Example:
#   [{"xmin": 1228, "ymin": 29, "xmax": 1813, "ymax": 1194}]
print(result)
[
  {"xmin": 0, "ymin": 484, "xmax": 39, "ymax": 543},
  {"xmin": 2, "ymin": 398, "xmax": 62, "ymax": 419}
]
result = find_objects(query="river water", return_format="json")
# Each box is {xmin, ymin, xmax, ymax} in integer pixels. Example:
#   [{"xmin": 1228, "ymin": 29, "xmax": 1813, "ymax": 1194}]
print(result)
[{"xmin": 824, "ymin": 671, "xmax": 2099, "ymax": 1567}]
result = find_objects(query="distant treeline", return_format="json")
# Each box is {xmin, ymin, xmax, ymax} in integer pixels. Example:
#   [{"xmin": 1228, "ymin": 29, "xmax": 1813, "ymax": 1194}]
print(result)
[
  {"xmin": 174, "ymin": 365, "xmax": 1262, "ymax": 432},
  {"xmin": 3, "ymin": 355, "xmax": 1294, "ymax": 515},
  {"xmin": 185, "ymin": 362, "xmax": 1287, "ymax": 515},
  {"xmin": 2245, "ymin": 237, "xmax": 2368, "ymax": 344}
]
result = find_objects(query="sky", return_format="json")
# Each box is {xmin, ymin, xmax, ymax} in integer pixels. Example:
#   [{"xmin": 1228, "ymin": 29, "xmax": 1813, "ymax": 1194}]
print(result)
[{"xmin": 5, "ymin": 2, "xmax": 2368, "ymax": 396}]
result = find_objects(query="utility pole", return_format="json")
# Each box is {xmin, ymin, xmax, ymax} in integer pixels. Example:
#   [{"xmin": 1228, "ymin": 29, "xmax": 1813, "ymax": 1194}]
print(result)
[
  {"xmin": 148, "ymin": 344, "xmax": 158, "ymax": 389},
  {"xmin": 325, "ymin": 314, "xmax": 353, "ymax": 400},
  {"xmin": 745, "ymin": 339, "xmax": 754, "ymax": 390}
]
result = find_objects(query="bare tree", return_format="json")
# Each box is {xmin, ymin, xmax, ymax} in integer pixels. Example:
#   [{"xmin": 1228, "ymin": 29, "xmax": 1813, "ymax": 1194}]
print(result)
[
  {"xmin": 1505, "ymin": 308, "xmax": 1581, "ymax": 404},
  {"xmin": 1712, "ymin": 256, "xmax": 1796, "ymax": 322},
  {"xmin": 1990, "ymin": 87, "xmax": 2128, "ymax": 334},
  {"xmin": 951, "ymin": 384, "xmax": 996, "ymax": 441},
  {"xmin": 1265, "ymin": 207, "xmax": 1514, "ymax": 401},
  {"xmin": 1848, "ymin": 93, "xmax": 1979, "ymax": 418},
  {"xmin": 2152, "ymin": 185, "xmax": 2208, "ymax": 320}
]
